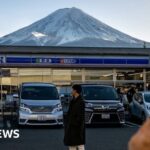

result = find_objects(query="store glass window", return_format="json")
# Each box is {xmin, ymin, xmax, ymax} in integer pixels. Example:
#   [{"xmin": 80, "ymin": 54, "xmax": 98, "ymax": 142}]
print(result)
[
  {"xmin": 146, "ymin": 70, "xmax": 150, "ymax": 82},
  {"xmin": 116, "ymin": 69, "xmax": 143, "ymax": 80},
  {"xmin": 85, "ymin": 70, "xmax": 113, "ymax": 81},
  {"xmin": 146, "ymin": 70, "xmax": 150, "ymax": 90},
  {"xmin": 53, "ymin": 69, "xmax": 82, "ymax": 82},
  {"xmin": 18, "ymin": 68, "xmax": 44, "ymax": 83},
  {"xmin": 10, "ymin": 68, "xmax": 18, "ymax": 86}
]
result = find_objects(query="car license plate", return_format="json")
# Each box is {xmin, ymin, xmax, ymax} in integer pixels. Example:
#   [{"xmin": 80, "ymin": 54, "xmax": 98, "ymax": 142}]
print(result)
[
  {"xmin": 101, "ymin": 114, "xmax": 110, "ymax": 119},
  {"xmin": 37, "ymin": 116, "xmax": 47, "ymax": 121}
]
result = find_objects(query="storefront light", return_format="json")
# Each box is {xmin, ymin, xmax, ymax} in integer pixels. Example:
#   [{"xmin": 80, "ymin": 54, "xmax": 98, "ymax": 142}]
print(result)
[
  {"xmin": 140, "ymin": 74, "xmax": 143, "ymax": 78},
  {"xmin": 102, "ymin": 73, "xmax": 113, "ymax": 77}
]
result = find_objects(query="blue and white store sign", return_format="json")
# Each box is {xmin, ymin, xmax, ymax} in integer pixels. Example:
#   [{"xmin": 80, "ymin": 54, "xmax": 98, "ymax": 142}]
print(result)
[{"xmin": 0, "ymin": 56, "xmax": 149, "ymax": 65}]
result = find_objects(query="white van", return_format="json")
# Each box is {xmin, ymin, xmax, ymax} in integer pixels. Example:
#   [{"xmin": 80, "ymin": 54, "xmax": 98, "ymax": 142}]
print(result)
[{"xmin": 17, "ymin": 82, "xmax": 63, "ymax": 126}]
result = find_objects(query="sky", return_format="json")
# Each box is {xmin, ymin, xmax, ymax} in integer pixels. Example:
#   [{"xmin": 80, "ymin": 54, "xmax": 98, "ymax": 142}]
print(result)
[{"xmin": 0, "ymin": 0, "xmax": 150, "ymax": 42}]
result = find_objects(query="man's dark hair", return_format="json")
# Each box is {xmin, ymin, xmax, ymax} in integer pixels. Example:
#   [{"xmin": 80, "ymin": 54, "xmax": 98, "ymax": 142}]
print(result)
[{"xmin": 72, "ymin": 84, "xmax": 82, "ymax": 94}]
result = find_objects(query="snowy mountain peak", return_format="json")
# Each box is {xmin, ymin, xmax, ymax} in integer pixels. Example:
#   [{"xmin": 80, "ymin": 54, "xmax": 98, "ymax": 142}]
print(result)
[{"xmin": 0, "ymin": 7, "xmax": 145, "ymax": 47}]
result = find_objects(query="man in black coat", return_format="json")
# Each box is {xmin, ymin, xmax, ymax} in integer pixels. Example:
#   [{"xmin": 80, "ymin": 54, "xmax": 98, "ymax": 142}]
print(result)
[{"xmin": 64, "ymin": 84, "xmax": 85, "ymax": 150}]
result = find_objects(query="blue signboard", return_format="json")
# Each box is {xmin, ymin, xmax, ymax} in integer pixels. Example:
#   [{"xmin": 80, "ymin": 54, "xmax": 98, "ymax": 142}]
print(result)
[
  {"xmin": 3, "ymin": 56, "xmax": 150, "ymax": 65},
  {"xmin": 32, "ymin": 58, "xmax": 80, "ymax": 64},
  {"xmin": 7, "ymin": 57, "xmax": 31, "ymax": 63}
]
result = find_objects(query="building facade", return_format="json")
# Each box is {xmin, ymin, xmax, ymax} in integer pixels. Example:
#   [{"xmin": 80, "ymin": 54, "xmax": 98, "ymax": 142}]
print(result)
[{"xmin": 0, "ymin": 46, "xmax": 150, "ymax": 94}]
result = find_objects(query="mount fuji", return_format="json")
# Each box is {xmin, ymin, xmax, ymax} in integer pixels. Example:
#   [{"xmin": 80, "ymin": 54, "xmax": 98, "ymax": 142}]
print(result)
[{"xmin": 0, "ymin": 7, "xmax": 146, "ymax": 47}]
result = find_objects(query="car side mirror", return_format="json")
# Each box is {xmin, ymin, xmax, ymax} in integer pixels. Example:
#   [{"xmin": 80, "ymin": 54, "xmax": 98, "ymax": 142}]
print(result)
[
  {"xmin": 61, "ymin": 95, "xmax": 72, "ymax": 104},
  {"xmin": 60, "ymin": 94, "xmax": 65, "ymax": 100}
]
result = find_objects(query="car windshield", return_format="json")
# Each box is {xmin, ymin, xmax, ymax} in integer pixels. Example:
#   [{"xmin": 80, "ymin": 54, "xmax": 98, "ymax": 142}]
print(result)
[
  {"xmin": 21, "ymin": 86, "xmax": 59, "ymax": 100},
  {"xmin": 144, "ymin": 94, "xmax": 150, "ymax": 103},
  {"xmin": 82, "ymin": 86, "xmax": 119, "ymax": 100}
]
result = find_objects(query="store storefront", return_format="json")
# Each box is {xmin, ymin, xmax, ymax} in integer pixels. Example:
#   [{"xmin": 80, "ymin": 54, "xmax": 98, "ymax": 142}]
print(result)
[{"xmin": 0, "ymin": 46, "xmax": 150, "ymax": 96}]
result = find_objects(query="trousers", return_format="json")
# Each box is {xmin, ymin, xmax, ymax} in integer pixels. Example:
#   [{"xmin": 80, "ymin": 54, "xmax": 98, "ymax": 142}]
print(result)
[{"xmin": 69, "ymin": 145, "xmax": 85, "ymax": 150}]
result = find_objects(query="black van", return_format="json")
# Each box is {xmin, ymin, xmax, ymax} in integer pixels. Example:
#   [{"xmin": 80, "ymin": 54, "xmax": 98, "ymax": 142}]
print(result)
[
  {"xmin": 61, "ymin": 84, "xmax": 125, "ymax": 125},
  {"xmin": 82, "ymin": 84, "xmax": 125, "ymax": 124}
]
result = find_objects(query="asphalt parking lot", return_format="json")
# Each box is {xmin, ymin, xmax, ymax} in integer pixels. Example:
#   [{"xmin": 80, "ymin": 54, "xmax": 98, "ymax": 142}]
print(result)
[
  {"xmin": 0, "ymin": 113, "xmax": 140, "ymax": 150},
  {"xmin": 0, "ymin": 125, "xmax": 139, "ymax": 150}
]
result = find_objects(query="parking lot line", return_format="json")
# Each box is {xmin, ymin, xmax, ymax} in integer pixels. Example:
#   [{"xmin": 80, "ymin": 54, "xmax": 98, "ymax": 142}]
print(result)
[
  {"xmin": 125, "ymin": 121, "xmax": 141, "ymax": 128},
  {"xmin": 124, "ymin": 123, "xmax": 135, "ymax": 128}
]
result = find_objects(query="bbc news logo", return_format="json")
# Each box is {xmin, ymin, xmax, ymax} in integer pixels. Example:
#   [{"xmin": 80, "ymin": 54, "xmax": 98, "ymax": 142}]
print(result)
[{"xmin": 0, "ymin": 129, "xmax": 20, "ymax": 139}]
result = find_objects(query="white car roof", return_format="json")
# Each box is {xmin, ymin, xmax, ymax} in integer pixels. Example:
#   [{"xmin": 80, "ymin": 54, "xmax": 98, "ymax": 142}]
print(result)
[
  {"xmin": 22, "ymin": 82, "xmax": 55, "ymax": 87},
  {"xmin": 81, "ymin": 84, "xmax": 113, "ymax": 88}
]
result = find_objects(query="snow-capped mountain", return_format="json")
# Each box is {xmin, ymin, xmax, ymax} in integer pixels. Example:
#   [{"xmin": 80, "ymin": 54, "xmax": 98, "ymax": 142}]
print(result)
[{"xmin": 0, "ymin": 7, "xmax": 146, "ymax": 47}]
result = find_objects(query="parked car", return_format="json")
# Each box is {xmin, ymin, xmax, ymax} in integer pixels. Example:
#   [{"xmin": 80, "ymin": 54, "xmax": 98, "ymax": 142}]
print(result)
[
  {"xmin": 17, "ymin": 82, "xmax": 63, "ymax": 126},
  {"xmin": 81, "ymin": 84, "xmax": 125, "ymax": 125},
  {"xmin": 3, "ymin": 94, "xmax": 14, "ymax": 111},
  {"xmin": 129, "ymin": 91, "xmax": 150, "ymax": 122}
]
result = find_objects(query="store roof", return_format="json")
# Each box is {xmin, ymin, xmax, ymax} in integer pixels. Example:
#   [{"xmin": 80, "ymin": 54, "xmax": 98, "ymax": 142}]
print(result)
[{"xmin": 0, "ymin": 45, "xmax": 150, "ymax": 56}]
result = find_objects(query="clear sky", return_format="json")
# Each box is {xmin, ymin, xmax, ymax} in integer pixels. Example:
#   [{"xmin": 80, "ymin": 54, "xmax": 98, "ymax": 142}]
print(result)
[{"xmin": 0, "ymin": 0, "xmax": 150, "ymax": 42}]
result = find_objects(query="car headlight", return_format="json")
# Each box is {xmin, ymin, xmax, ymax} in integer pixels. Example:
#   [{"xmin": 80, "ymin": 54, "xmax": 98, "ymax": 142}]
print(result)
[
  {"xmin": 85, "ymin": 103, "xmax": 93, "ymax": 108},
  {"xmin": 146, "ymin": 105, "xmax": 150, "ymax": 110},
  {"xmin": 52, "ymin": 103, "xmax": 62, "ymax": 113},
  {"xmin": 85, "ymin": 103, "xmax": 93, "ymax": 111},
  {"xmin": 20, "ymin": 103, "xmax": 31, "ymax": 113}
]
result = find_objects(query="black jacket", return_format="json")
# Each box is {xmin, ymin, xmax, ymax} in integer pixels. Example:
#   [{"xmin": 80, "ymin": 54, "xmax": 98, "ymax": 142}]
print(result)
[{"xmin": 64, "ymin": 95, "xmax": 85, "ymax": 146}]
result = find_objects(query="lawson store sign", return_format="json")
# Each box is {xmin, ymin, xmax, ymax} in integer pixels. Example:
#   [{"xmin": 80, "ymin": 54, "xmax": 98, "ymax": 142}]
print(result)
[{"xmin": 0, "ymin": 56, "xmax": 149, "ymax": 65}]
